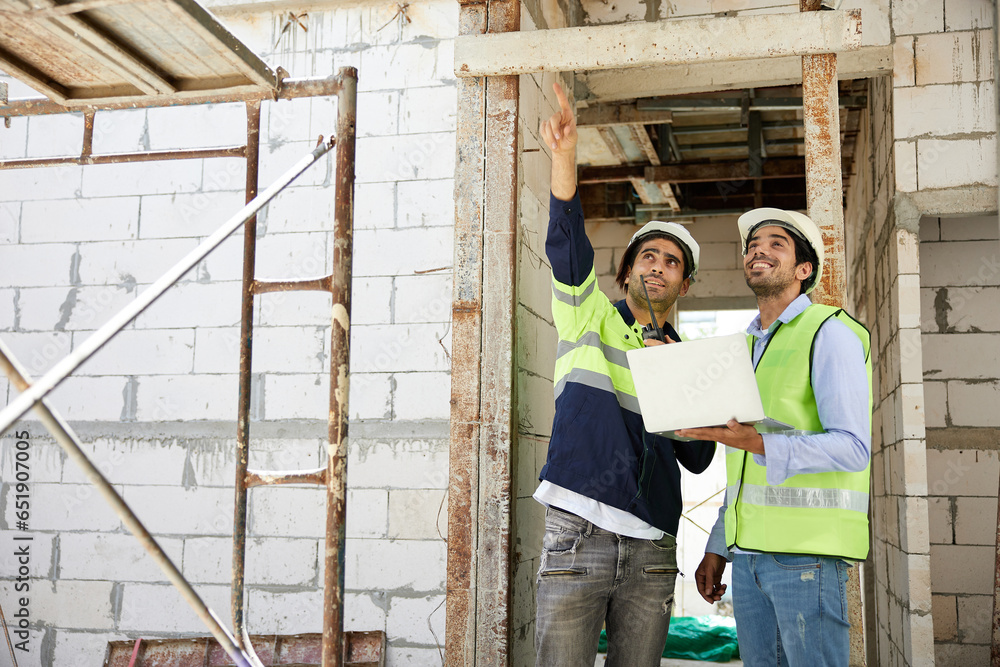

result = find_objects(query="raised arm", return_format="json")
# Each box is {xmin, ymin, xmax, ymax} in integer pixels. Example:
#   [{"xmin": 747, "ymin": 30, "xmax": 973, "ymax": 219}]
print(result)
[{"xmin": 539, "ymin": 82, "xmax": 578, "ymax": 201}]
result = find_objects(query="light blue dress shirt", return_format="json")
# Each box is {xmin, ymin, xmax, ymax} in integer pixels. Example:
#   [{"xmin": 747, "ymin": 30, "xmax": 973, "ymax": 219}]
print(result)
[{"xmin": 705, "ymin": 294, "xmax": 871, "ymax": 559}]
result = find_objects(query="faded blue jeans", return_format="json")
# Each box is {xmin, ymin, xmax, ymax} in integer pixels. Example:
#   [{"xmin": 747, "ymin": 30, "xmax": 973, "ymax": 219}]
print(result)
[
  {"xmin": 732, "ymin": 553, "xmax": 851, "ymax": 667},
  {"xmin": 535, "ymin": 507, "xmax": 678, "ymax": 667}
]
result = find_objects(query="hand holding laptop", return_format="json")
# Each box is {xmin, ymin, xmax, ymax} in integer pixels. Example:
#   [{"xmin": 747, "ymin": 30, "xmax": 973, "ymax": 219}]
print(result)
[{"xmin": 675, "ymin": 419, "xmax": 765, "ymax": 454}]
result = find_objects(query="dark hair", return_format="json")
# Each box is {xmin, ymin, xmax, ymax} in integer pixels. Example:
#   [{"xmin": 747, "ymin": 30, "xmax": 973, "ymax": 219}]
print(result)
[
  {"xmin": 790, "ymin": 231, "xmax": 819, "ymax": 294},
  {"xmin": 614, "ymin": 232, "xmax": 691, "ymax": 291}
]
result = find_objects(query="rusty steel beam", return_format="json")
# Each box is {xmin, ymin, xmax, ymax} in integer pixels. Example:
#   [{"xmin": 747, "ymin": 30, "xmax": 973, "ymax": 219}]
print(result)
[
  {"xmin": 0, "ymin": 76, "xmax": 343, "ymax": 117},
  {"xmin": 253, "ymin": 276, "xmax": 333, "ymax": 294},
  {"xmin": 322, "ymin": 66, "xmax": 357, "ymax": 667},
  {"xmin": 644, "ymin": 157, "xmax": 805, "ymax": 184},
  {"xmin": 0, "ymin": 341, "xmax": 256, "ymax": 667},
  {"xmin": 232, "ymin": 98, "xmax": 262, "ymax": 663},
  {"xmin": 0, "ymin": 146, "xmax": 247, "ymax": 170},
  {"xmin": 244, "ymin": 468, "xmax": 327, "ymax": 488},
  {"xmin": 447, "ymin": 1, "xmax": 488, "ymax": 663}
]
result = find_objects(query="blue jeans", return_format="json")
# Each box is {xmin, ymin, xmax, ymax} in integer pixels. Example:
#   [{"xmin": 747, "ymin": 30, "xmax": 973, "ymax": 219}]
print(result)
[
  {"xmin": 732, "ymin": 553, "xmax": 851, "ymax": 667},
  {"xmin": 535, "ymin": 507, "xmax": 678, "ymax": 667}
]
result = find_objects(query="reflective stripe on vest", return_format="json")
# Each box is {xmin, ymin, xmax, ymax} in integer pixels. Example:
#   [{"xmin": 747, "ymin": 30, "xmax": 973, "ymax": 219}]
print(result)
[{"xmin": 724, "ymin": 304, "xmax": 873, "ymax": 560}]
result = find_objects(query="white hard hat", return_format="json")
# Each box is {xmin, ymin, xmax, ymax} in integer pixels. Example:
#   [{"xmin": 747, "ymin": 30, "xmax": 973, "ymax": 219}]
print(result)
[
  {"xmin": 628, "ymin": 220, "xmax": 700, "ymax": 279},
  {"xmin": 738, "ymin": 208, "xmax": 825, "ymax": 293}
]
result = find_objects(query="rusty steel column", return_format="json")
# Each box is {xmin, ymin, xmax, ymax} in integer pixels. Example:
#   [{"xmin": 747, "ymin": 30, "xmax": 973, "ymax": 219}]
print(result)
[
  {"xmin": 322, "ymin": 66, "xmax": 357, "ymax": 667},
  {"xmin": 232, "ymin": 99, "xmax": 262, "ymax": 658},
  {"xmin": 800, "ymin": 2, "xmax": 863, "ymax": 665},
  {"xmin": 447, "ymin": 0, "xmax": 518, "ymax": 662}
]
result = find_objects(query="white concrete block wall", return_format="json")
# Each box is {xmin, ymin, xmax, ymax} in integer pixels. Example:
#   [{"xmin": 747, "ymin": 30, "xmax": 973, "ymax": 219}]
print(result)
[{"xmin": 0, "ymin": 0, "xmax": 456, "ymax": 662}]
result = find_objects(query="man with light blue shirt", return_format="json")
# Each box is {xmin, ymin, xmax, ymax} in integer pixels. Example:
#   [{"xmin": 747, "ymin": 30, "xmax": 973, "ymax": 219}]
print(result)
[
  {"xmin": 535, "ymin": 82, "xmax": 716, "ymax": 666},
  {"xmin": 677, "ymin": 208, "xmax": 872, "ymax": 667}
]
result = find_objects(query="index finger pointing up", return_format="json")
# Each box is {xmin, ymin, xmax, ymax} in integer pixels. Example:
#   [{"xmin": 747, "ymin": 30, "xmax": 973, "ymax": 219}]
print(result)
[{"xmin": 553, "ymin": 82, "xmax": 571, "ymax": 116}]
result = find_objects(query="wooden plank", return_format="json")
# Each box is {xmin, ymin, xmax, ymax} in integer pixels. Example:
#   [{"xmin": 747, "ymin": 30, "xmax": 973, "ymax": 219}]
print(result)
[
  {"xmin": 577, "ymin": 103, "xmax": 672, "ymax": 127},
  {"xmin": 644, "ymin": 157, "xmax": 805, "ymax": 184},
  {"xmin": 455, "ymin": 9, "xmax": 861, "ymax": 77},
  {"xmin": 597, "ymin": 126, "xmax": 628, "ymax": 164},
  {"xmin": 629, "ymin": 124, "xmax": 660, "ymax": 166}
]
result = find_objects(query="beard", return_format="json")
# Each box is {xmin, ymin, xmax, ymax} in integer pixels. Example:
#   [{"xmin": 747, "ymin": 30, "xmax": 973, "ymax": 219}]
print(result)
[
  {"xmin": 628, "ymin": 272, "xmax": 682, "ymax": 312},
  {"xmin": 744, "ymin": 260, "xmax": 799, "ymax": 298}
]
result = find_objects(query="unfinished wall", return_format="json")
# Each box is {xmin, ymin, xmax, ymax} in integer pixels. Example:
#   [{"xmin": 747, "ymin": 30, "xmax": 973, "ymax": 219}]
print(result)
[
  {"xmin": 0, "ymin": 1, "xmax": 457, "ymax": 664},
  {"xmin": 920, "ymin": 215, "xmax": 1000, "ymax": 665}
]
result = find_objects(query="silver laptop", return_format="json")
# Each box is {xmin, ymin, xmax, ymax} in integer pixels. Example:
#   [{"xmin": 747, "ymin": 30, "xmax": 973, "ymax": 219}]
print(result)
[{"xmin": 626, "ymin": 332, "xmax": 791, "ymax": 436}]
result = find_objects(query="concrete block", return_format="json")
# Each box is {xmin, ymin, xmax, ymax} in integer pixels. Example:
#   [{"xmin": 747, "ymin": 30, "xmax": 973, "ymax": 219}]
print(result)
[
  {"xmin": 916, "ymin": 30, "xmax": 992, "ymax": 85},
  {"xmin": 349, "ymin": 437, "xmax": 449, "ymax": 490},
  {"xmin": 945, "ymin": 286, "xmax": 1000, "ymax": 332},
  {"xmin": 0, "ymin": 202, "xmax": 18, "ymax": 243},
  {"xmin": 26, "ymin": 113, "xmax": 83, "ymax": 157},
  {"xmin": 945, "ymin": 0, "xmax": 993, "ymax": 30},
  {"xmin": 265, "ymin": 97, "xmax": 312, "ymax": 144},
  {"xmin": 200, "ymin": 157, "xmax": 246, "ymax": 194},
  {"xmin": 23, "ymin": 482, "xmax": 122, "ymax": 531},
  {"xmin": 138, "ymin": 190, "xmax": 246, "ymax": 240},
  {"xmin": 899, "ymin": 382, "xmax": 925, "ymax": 439},
  {"xmin": 22, "ymin": 285, "xmax": 137, "ymax": 332},
  {"xmin": 251, "ymin": 325, "xmax": 327, "ymax": 373},
  {"xmin": 181, "ymin": 536, "xmax": 230, "ymax": 583},
  {"xmin": 901, "ymin": 438, "xmax": 928, "ymax": 497},
  {"xmin": 250, "ymin": 486, "xmax": 325, "ymax": 538},
  {"xmin": 393, "ymin": 372, "xmax": 451, "ymax": 420},
  {"xmin": 346, "ymin": 277, "xmax": 393, "ymax": 327},
  {"xmin": 0, "ymin": 288, "xmax": 14, "ymax": 331},
  {"xmin": 118, "ymin": 582, "xmax": 230, "ymax": 633},
  {"xmin": 355, "ymin": 132, "xmax": 456, "ymax": 184},
  {"xmin": 388, "ymin": 489, "xmax": 447, "ymax": 540},
  {"xmin": 940, "ymin": 214, "xmax": 1000, "ymax": 241},
  {"xmin": 401, "ymin": 0, "xmax": 458, "ymax": 40},
  {"xmin": 44, "ymin": 376, "xmax": 129, "ymax": 421},
  {"xmin": 345, "ymin": 538, "xmax": 445, "ymax": 591},
  {"xmin": 922, "ymin": 380, "xmax": 947, "ymax": 428},
  {"xmin": 0, "ymin": 435, "xmax": 63, "ymax": 484},
  {"xmin": 258, "ymin": 372, "xmax": 327, "ymax": 420},
  {"xmin": 930, "ymin": 543, "xmax": 994, "ymax": 592},
  {"xmin": 387, "ymin": 594, "xmax": 446, "ymax": 645},
  {"xmin": 133, "ymin": 281, "xmax": 242, "ymax": 329},
  {"xmin": 399, "ymin": 86, "xmax": 457, "ymax": 135},
  {"xmin": 192, "ymin": 327, "xmax": 240, "ymax": 374},
  {"xmin": 907, "ymin": 552, "xmax": 933, "ymax": 614},
  {"xmin": 897, "ymin": 274, "xmax": 922, "ymax": 329},
  {"xmin": 0, "ymin": 116, "xmax": 27, "ymax": 159},
  {"xmin": 0, "ymin": 165, "xmax": 82, "ymax": 202},
  {"xmin": 74, "ymin": 329, "xmax": 193, "ymax": 376},
  {"xmin": 81, "ymin": 160, "xmax": 204, "ymax": 197},
  {"xmin": 0, "ymin": 529, "xmax": 53, "ymax": 579},
  {"xmin": 954, "ymin": 495, "xmax": 997, "ymax": 544},
  {"xmin": 261, "ymin": 187, "xmax": 337, "ymax": 236},
  {"xmin": 75, "ymin": 238, "xmax": 199, "ymax": 285},
  {"xmin": 247, "ymin": 588, "xmax": 324, "ymax": 634},
  {"xmin": 396, "ymin": 179, "xmax": 454, "ymax": 228},
  {"xmin": 920, "ymin": 238, "xmax": 1000, "ymax": 287},
  {"xmin": 385, "ymin": 647, "xmax": 446, "ymax": 667},
  {"xmin": 928, "ymin": 496, "xmax": 953, "ymax": 544},
  {"xmin": 920, "ymin": 216, "xmax": 941, "ymax": 241},
  {"xmin": 344, "ymin": 591, "xmax": 388, "ymax": 632},
  {"xmin": 949, "ymin": 380, "xmax": 1000, "ymax": 426},
  {"xmin": 351, "ymin": 323, "xmax": 451, "ymax": 373},
  {"xmin": 918, "ymin": 135, "xmax": 997, "ymax": 189},
  {"xmin": 933, "ymin": 594, "xmax": 958, "ymax": 641},
  {"xmin": 259, "ymin": 141, "xmax": 329, "ymax": 189},
  {"xmin": 33, "ymin": 580, "xmax": 115, "ymax": 630},
  {"xmin": 892, "ymin": 0, "xmax": 944, "ymax": 35},
  {"xmin": 59, "ymin": 532, "xmax": 184, "ymax": 582},
  {"xmin": 957, "ymin": 593, "xmax": 992, "ymax": 643},
  {"xmin": 348, "ymin": 489, "xmax": 388, "ymax": 538},
  {"xmin": 393, "ymin": 274, "xmax": 451, "ymax": 324},
  {"xmin": 244, "ymin": 536, "xmax": 319, "ymax": 586},
  {"xmin": 697, "ymin": 242, "xmax": 740, "ymax": 271},
  {"xmin": 895, "ymin": 83, "xmax": 994, "ymax": 139},
  {"xmin": 314, "ymin": 91, "xmax": 398, "ymax": 139},
  {"xmin": 62, "ymin": 437, "xmax": 191, "ymax": 486},
  {"xmin": 922, "ymin": 333, "xmax": 1000, "ymax": 379},
  {"xmin": 935, "ymin": 643, "xmax": 990, "ymax": 665},
  {"xmin": 121, "ymin": 485, "xmax": 233, "ymax": 536},
  {"xmin": 135, "ymin": 374, "xmax": 239, "ymax": 421},
  {"xmin": 901, "ymin": 496, "xmax": 930, "ymax": 554},
  {"xmin": 258, "ymin": 290, "xmax": 335, "ymax": 328},
  {"xmin": 517, "ymin": 369, "xmax": 556, "ymax": 440},
  {"xmin": 894, "ymin": 140, "xmax": 917, "ymax": 193},
  {"xmin": 927, "ymin": 449, "xmax": 999, "ymax": 496},
  {"xmin": 347, "ymin": 372, "xmax": 393, "ymax": 420},
  {"xmin": 354, "ymin": 182, "xmax": 396, "ymax": 230},
  {"xmin": 90, "ymin": 108, "xmax": 147, "ymax": 154},
  {"xmin": 253, "ymin": 231, "xmax": 329, "ymax": 281},
  {"xmin": 53, "ymin": 630, "xmax": 117, "ymax": 667},
  {"xmin": 0, "ymin": 243, "xmax": 78, "ymax": 288},
  {"xmin": 358, "ymin": 43, "xmax": 452, "ymax": 92},
  {"xmin": 893, "ymin": 36, "xmax": 916, "ymax": 87},
  {"xmin": 21, "ymin": 197, "xmax": 138, "ymax": 243},
  {"xmin": 248, "ymin": 437, "xmax": 323, "ymax": 472},
  {"xmin": 184, "ymin": 438, "xmax": 237, "ymax": 488},
  {"xmin": 146, "ymin": 102, "xmax": 245, "ymax": 151}
]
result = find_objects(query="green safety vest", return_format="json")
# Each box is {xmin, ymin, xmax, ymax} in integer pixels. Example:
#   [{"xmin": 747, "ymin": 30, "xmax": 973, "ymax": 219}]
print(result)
[{"xmin": 724, "ymin": 304, "xmax": 873, "ymax": 560}]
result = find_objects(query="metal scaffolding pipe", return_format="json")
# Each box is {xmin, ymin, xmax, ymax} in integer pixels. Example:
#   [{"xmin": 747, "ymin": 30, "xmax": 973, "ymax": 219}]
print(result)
[
  {"xmin": 0, "ymin": 146, "xmax": 247, "ymax": 170},
  {"xmin": 0, "ymin": 137, "xmax": 335, "ymax": 436},
  {"xmin": 0, "ymin": 340, "xmax": 256, "ymax": 667}
]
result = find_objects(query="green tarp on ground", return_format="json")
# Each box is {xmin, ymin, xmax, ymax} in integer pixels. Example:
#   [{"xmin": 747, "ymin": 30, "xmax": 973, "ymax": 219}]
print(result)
[{"xmin": 598, "ymin": 616, "xmax": 740, "ymax": 663}]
